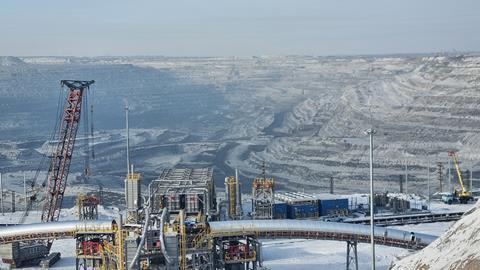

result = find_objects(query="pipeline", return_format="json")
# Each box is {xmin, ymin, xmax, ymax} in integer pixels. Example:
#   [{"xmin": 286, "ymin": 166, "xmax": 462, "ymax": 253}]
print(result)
[
  {"xmin": 209, "ymin": 220, "xmax": 437, "ymax": 248},
  {"xmin": 0, "ymin": 220, "xmax": 115, "ymax": 244},
  {"xmin": 128, "ymin": 208, "xmax": 150, "ymax": 270},
  {"xmin": 159, "ymin": 208, "xmax": 172, "ymax": 264}
]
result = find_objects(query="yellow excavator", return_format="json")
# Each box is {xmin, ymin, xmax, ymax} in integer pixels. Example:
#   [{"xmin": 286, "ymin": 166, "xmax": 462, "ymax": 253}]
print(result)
[{"xmin": 442, "ymin": 151, "xmax": 473, "ymax": 204}]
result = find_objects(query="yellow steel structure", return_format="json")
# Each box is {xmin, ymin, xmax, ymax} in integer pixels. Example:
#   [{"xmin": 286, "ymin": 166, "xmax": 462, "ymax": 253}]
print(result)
[
  {"xmin": 179, "ymin": 210, "xmax": 187, "ymax": 270},
  {"xmin": 225, "ymin": 176, "xmax": 237, "ymax": 218},
  {"xmin": 192, "ymin": 226, "xmax": 210, "ymax": 250},
  {"xmin": 448, "ymin": 151, "xmax": 472, "ymax": 203},
  {"xmin": 126, "ymin": 172, "xmax": 141, "ymax": 181},
  {"xmin": 116, "ymin": 228, "xmax": 126, "ymax": 270}
]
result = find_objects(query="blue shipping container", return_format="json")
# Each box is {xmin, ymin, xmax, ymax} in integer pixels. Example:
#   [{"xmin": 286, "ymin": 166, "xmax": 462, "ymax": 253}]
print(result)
[
  {"xmin": 273, "ymin": 203, "xmax": 288, "ymax": 219},
  {"xmin": 287, "ymin": 204, "xmax": 318, "ymax": 219},
  {"xmin": 319, "ymin": 198, "xmax": 348, "ymax": 216}
]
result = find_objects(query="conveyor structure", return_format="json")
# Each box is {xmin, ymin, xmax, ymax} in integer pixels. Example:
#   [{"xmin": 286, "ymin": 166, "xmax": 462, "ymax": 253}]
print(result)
[{"xmin": 0, "ymin": 219, "xmax": 435, "ymax": 248}]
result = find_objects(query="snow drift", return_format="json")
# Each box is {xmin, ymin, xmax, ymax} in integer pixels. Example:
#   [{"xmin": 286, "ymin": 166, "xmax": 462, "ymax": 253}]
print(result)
[{"xmin": 391, "ymin": 201, "xmax": 480, "ymax": 270}]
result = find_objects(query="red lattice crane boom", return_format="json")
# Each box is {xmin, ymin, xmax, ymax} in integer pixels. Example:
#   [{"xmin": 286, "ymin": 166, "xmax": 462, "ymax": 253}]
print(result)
[{"xmin": 41, "ymin": 80, "xmax": 94, "ymax": 248}]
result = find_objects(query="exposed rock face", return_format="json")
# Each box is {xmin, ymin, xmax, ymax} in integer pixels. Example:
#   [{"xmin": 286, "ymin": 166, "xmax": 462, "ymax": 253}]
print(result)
[
  {"xmin": 390, "ymin": 201, "xmax": 480, "ymax": 270},
  {"xmin": 1, "ymin": 54, "xmax": 480, "ymax": 194}
]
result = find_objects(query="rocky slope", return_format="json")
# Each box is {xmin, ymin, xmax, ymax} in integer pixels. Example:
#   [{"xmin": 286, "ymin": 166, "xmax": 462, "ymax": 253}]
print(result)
[
  {"xmin": 390, "ymin": 200, "xmax": 480, "ymax": 270},
  {"xmin": 1, "ymin": 54, "xmax": 479, "ymax": 196}
]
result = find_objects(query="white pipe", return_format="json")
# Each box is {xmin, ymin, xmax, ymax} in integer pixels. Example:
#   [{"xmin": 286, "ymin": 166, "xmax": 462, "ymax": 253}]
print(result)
[
  {"xmin": 129, "ymin": 208, "xmax": 150, "ymax": 269},
  {"xmin": 0, "ymin": 220, "xmax": 115, "ymax": 244},
  {"xmin": 209, "ymin": 220, "xmax": 437, "ymax": 247},
  {"xmin": 159, "ymin": 208, "xmax": 172, "ymax": 264}
]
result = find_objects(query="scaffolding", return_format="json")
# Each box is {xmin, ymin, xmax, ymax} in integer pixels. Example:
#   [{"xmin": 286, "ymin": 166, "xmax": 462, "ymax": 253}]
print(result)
[
  {"xmin": 252, "ymin": 178, "xmax": 274, "ymax": 220},
  {"xmin": 346, "ymin": 241, "xmax": 358, "ymax": 270},
  {"xmin": 76, "ymin": 194, "xmax": 99, "ymax": 220}
]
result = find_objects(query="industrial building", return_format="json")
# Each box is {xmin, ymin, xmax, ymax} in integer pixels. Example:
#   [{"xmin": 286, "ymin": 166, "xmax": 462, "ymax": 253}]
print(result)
[
  {"xmin": 273, "ymin": 192, "xmax": 349, "ymax": 219},
  {"xmin": 76, "ymin": 194, "xmax": 99, "ymax": 221},
  {"xmin": 149, "ymin": 167, "xmax": 218, "ymax": 220},
  {"xmin": 251, "ymin": 177, "xmax": 274, "ymax": 220}
]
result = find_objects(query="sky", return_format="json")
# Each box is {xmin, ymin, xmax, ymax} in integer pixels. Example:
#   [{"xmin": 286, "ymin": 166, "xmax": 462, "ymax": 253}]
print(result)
[{"xmin": 1, "ymin": 0, "xmax": 479, "ymax": 57}]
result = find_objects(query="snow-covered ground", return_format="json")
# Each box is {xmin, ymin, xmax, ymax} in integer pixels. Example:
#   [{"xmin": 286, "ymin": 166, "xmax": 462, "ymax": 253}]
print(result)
[
  {"xmin": 391, "ymin": 200, "xmax": 480, "ymax": 269},
  {"xmin": 261, "ymin": 220, "xmax": 455, "ymax": 270}
]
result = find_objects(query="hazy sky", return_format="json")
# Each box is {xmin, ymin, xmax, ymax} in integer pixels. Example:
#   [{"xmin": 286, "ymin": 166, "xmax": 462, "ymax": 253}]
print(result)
[{"xmin": 1, "ymin": 0, "xmax": 479, "ymax": 56}]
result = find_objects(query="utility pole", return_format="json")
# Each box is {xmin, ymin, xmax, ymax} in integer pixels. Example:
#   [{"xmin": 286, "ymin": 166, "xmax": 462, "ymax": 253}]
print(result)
[
  {"xmin": 330, "ymin": 176, "xmax": 334, "ymax": 194},
  {"xmin": 437, "ymin": 162, "xmax": 443, "ymax": 192},
  {"xmin": 470, "ymin": 165, "xmax": 473, "ymax": 192},
  {"xmin": 0, "ymin": 172, "xmax": 3, "ymax": 215},
  {"xmin": 365, "ymin": 128, "xmax": 376, "ymax": 270},
  {"xmin": 23, "ymin": 172, "xmax": 27, "ymax": 210},
  {"xmin": 427, "ymin": 159, "xmax": 431, "ymax": 210},
  {"xmin": 405, "ymin": 162, "xmax": 408, "ymax": 194},
  {"xmin": 448, "ymin": 157, "xmax": 452, "ymax": 192},
  {"xmin": 399, "ymin": 175, "xmax": 403, "ymax": 193}
]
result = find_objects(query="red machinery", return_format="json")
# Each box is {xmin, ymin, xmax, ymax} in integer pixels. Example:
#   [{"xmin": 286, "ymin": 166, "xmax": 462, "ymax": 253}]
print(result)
[{"xmin": 41, "ymin": 80, "xmax": 94, "ymax": 249}]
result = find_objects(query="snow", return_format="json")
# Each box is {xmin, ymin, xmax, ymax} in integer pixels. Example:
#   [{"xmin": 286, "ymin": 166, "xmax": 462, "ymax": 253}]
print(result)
[
  {"xmin": 261, "ymin": 239, "xmax": 406, "ymax": 270},
  {"xmin": 260, "ymin": 220, "xmax": 455, "ymax": 270},
  {"xmin": 390, "ymin": 200, "xmax": 480, "ymax": 269}
]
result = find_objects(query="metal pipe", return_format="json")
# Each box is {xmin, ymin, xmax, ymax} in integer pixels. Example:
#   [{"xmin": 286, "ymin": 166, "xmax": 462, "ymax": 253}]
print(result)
[
  {"xmin": 129, "ymin": 207, "xmax": 150, "ymax": 269},
  {"xmin": 208, "ymin": 220, "xmax": 436, "ymax": 247},
  {"xmin": 0, "ymin": 220, "xmax": 115, "ymax": 244},
  {"xmin": 159, "ymin": 208, "xmax": 172, "ymax": 264}
]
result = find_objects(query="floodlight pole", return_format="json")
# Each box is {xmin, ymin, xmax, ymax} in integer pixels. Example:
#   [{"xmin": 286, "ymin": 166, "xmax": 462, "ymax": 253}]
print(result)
[{"xmin": 366, "ymin": 128, "xmax": 376, "ymax": 270}]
